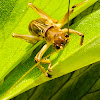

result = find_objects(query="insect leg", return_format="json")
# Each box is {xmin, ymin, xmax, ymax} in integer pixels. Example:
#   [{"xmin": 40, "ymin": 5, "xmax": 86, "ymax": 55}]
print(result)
[
  {"xmin": 38, "ymin": 64, "xmax": 51, "ymax": 77},
  {"xmin": 40, "ymin": 59, "xmax": 52, "ymax": 72},
  {"xmin": 35, "ymin": 43, "xmax": 52, "ymax": 77},
  {"xmin": 12, "ymin": 33, "xmax": 41, "ymax": 44},
  {"xmin": 28, "ymin": 2, "xmax": 58, "ymax": 23},
  {"xmin": 62, "ymin": 28, "xmax": 84, "ymax": 45},
  {"xmin": 57, "ymin": 0, "xmax": 88, "ymax": 28}
]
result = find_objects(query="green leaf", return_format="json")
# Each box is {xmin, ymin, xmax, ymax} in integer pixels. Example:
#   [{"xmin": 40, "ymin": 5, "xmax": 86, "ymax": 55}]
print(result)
[
  {"xmin": 50, "ymin": 61, "xmax": 100, "ymax": 100},
  {"xmin": 11, "ymin": 61, "xmax": 100, "ymax": 100},
  {"xmin": 0, "ymin": 0, "xmax": 99, "ymax": 99},
  {"xmin": 0, "ymin": 0, "xmax": 97, "ymax": 81}
]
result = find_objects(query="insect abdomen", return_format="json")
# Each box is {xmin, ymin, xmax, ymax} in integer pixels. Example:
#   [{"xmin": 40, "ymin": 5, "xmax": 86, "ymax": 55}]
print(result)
[
  {"xmin": 29, "ymin": 20, "xmax": 42, "ymax": 36},
  {"xmin": 29, "ymin": 18, "xmax": 52, "ymax": 37}
]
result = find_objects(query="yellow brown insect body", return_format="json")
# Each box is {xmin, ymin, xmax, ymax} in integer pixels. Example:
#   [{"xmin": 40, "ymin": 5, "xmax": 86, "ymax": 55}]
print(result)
[
  {"xmin": 29, "ymin": 18, "xmax": 69, "ymax": 49},
  {"xmin": 12, "ymin": 0, "xmax": 87, "ymax": 78}
]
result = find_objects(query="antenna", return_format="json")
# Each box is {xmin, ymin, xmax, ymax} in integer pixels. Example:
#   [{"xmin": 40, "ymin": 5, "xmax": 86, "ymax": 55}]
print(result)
[{"xmin": 67, "ymin": 0, "xmax": 70, "ymax": 35}]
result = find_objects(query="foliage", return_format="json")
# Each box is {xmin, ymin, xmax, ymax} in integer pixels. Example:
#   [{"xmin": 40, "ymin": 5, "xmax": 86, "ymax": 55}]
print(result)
[{"xmin": 0, "ymin": 0, "xmax": 100, "ymax": 99}]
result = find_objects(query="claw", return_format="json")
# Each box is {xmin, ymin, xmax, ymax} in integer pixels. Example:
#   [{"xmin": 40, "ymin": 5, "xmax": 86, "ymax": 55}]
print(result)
[{"xmin": 47, "ymin": 73, "xmax": 52, "ymax": 78}]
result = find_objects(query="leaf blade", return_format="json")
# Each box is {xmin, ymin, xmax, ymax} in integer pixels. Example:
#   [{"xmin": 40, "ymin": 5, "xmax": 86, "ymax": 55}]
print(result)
[{"xmin": 0, "ymin": 0, "xmax": 99, "ymax": 99}]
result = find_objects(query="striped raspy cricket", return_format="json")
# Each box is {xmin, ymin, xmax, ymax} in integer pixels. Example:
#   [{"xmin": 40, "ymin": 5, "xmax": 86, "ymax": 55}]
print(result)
[{"xmin": 12, "ymin": 0, "xmax": 87, "ymax": 78}]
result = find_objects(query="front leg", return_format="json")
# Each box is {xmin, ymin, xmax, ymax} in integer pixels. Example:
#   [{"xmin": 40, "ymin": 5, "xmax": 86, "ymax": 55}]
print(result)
[
  {"xmin": 35, "ymin": 43, "xmax": 52, "ymax": 78},
  {"xmin": 40, "ymin": 59, "xmax": 52, "ymax": 72},
  {"xmin": 62, "ymin": 28, "xmax": 84, "ymax": 45}
]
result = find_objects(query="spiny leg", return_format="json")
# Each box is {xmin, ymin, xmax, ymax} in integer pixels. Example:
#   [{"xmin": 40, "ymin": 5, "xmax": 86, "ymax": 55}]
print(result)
[
  {"xmin": 35, "ymin": 43, "xmax": 52, "ymax": 78},
  {"xmin": 12, "ymin": 33, "xmax": 41, "ymax": 44},
  {"xmin": 57, "ymin": 0, "xmax": 88, "ymax": 28},
  {"xmin": 62, "ymin": 28, "xmax": 84, "ymax": 45},
  {"xmin": 28, "ymin": 2, "xmax": 58, "ymax": 23}
]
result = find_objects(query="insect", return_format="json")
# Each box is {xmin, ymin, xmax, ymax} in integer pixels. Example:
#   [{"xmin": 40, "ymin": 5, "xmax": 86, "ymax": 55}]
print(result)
[{"xmin": 12, "ymin": 0, "xmax": 87, "ymax": 78}]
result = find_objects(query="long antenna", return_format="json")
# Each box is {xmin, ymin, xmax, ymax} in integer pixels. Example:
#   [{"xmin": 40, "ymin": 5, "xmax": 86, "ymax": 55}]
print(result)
[{"xmin": 67, "ymin": 0, "xmax": 70, "ymax": 35}]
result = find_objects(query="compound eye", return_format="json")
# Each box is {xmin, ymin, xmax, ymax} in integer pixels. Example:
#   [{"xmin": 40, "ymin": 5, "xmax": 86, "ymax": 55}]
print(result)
[
  {"xmin": 65, "ymin": 34, "xmax": 69, "ymax": 37},
  {"xmin": 61, "ymin": 42, "xmax": 64, "ymax": 46},
  {"xmin": 56, "ymin": 44, "xmax": 60, "ymax": 49}
]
